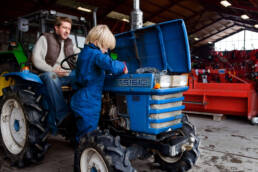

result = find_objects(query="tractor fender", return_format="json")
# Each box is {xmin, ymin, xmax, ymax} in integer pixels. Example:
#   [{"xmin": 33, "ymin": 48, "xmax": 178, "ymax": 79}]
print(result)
[{"xmin": 3, "ymin": 71, "xmax": 43, "ymax": 85}]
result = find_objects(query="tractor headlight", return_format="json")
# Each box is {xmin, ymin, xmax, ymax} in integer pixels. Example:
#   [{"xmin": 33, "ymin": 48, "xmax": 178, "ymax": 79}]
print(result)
[{"xmin": 155, "ymin": 74, "xmax": 188, "ymax": 88}]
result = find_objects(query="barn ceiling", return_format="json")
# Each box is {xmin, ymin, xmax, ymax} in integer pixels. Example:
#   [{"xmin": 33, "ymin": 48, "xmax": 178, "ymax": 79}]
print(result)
[{"xmin": 0, "ymin": 0, "xmax": 258, "ymax": 47}]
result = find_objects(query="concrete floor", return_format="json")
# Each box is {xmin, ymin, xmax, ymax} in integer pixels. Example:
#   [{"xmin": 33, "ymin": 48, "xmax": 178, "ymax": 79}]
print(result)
[{"xmin": 0, "ymin": 115, "xmax": 258, "ymax": 172}]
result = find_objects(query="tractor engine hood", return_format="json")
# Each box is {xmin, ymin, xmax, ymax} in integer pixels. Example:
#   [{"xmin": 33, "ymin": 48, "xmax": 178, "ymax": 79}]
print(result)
[{"xmin": 114, "ymin": 19, "xmax": 191, "ymax": 74}]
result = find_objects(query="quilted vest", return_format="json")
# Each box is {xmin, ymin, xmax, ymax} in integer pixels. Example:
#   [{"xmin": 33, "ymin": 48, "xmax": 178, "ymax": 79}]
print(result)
[{"xmin": 43, "ymin": 33, "xmax": 74, "ymax": 66}]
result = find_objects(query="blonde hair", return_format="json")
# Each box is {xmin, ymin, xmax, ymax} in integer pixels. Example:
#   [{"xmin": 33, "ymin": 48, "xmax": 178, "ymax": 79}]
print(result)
[{"xmin": 86, "ymin": 25, "xmax": 116, "ymax": 50}]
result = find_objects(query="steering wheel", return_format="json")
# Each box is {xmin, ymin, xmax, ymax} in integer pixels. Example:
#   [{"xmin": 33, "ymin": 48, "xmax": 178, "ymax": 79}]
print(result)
[{"xmin": 61, "ymin": 54, "xmax": 78, "ymax": 70}]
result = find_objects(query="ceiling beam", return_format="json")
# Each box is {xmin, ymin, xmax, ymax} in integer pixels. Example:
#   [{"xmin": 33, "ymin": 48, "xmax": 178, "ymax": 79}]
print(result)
[
  {"xmin": 100, "ymin": 0, "xmax": 127, "ymax": 18},
  {"xmin": 199, "ymin": 2, "xmax": 258, "ymax": 32},
  {"xmin": 223, "ymin": 16, "xmax": 257, "ymax": 26},
  {"xmin": 201, "ymin": 0, "xmax": 258, "ymax": 19},
  {"xmin": 229, "ymin": 5, "xmax": 258, "ymax": 14},
  {"xmin": 200, "ymin": 0, "xmax": 256, "ymax": 14},
  {"xmin": 230, "ymin": 1, "xmax": 258, "ymax": 12},
  {"xmin": 188, "ymin": 10, "xmax": 208, "ymax": 31},
  {"xmin": 248, "ymin": 0, "xmax": 258, "ymax": 7},
  {"xmin": 189, "ymin": 18, "xmax": 223, "ymax": 35},
  {"xmin": 177, "ymin": 3, "xmax": 196, "ymax": 14},
  {"xmin": 184, "ymin": 9, "xmax": 206, "ymax": 23},
  {"xmin": 193, "ymin": 23, "xmax": 235, "ymax": 45},
  {"xmin": 213, "ymin": 28, "xmax": 243, "ymax": 43},
  {"xmin": 74, "ymin": 0, "xmax": 128, "ymax": 24},
  {"xmin": 144, "ymin": 0, "xmax": 185, "ymax": 21},
  {"xmin": 235, "ymin": 23, "xmax": 258, "ymax": 32}
]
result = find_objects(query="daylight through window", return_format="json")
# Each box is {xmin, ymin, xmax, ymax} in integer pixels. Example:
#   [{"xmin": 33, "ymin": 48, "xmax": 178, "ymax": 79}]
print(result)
[{"xmin": 214, "ymin": 30, "xmax": 258, "ymax": 51}]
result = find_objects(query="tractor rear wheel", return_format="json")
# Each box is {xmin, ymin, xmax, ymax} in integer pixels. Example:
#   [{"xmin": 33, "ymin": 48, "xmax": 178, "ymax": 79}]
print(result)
[
  {"xmin": 74, "ymin": 130, "xmax": 135, "ymax": 172},
  {"xmin": 0, "ymin": 86, "xmax": 49, "ymax": 167}
]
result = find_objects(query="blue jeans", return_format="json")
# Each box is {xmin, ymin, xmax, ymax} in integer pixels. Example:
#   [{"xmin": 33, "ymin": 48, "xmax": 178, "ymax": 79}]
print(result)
[{"xmin": 40, "ymin": 71, "xmax": 75, "ymax": 134}]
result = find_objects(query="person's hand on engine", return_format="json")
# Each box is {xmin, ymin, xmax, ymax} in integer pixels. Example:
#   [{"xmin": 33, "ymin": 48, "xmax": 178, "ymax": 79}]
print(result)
[{"xmin": 123, "ymin": 62, "xmax": 128, "ymax": 74}]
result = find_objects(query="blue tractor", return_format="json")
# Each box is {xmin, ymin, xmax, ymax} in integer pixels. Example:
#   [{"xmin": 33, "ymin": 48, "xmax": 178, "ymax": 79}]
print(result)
[{"xmin": 0, "ymin": 19, "xmax": 199, "ymax": 171}]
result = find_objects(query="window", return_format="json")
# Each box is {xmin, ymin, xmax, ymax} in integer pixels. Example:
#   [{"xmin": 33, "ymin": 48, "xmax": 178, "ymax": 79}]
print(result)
[
  {"xmin": 214, "ymin": 30, "xmax": 258, "ymax": 51},
  {"xmin": 69, "ymin": 34, "xmax": 86, "ymax": 49}
]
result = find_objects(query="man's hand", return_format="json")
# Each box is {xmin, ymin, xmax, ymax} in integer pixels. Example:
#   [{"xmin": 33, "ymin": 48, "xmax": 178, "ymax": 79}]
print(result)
[{"xmin": 53, "ymin": 66, "xmax": 69, "ymax": 77}]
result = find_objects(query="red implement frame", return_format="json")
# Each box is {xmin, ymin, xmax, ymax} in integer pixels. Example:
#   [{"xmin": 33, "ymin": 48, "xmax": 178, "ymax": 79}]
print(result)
[{"xmin": 183, "ymin": 70, "xmax": 257, "ymax": 120}]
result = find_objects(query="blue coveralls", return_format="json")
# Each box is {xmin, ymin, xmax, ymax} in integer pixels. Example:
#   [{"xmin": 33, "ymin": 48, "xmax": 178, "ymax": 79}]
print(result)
[{"xmin": 70, "ymin": 43, "xmax": 125, "ymax": 141}]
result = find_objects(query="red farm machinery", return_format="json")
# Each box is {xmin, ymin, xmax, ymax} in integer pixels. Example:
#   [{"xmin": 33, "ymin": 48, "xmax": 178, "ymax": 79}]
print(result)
[{"xmin": 183, "ymin": 49, "xmax": 258, "ymax": 123}]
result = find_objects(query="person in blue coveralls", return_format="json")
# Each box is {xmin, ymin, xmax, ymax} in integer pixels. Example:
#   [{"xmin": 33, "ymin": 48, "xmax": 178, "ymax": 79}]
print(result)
[{"xmin": 70, "ymin": 24, "xmax": 128, "ymax": 142}]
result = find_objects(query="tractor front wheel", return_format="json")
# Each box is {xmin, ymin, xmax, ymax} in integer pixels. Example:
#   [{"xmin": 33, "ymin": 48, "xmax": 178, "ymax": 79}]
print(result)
[
  {"xmin": 155, "ymin": 116, "xmax": 200, "ymax": 172},
  {"xmin": 74, "ymin": 130, "xmax": 136, "ymax": 172}
]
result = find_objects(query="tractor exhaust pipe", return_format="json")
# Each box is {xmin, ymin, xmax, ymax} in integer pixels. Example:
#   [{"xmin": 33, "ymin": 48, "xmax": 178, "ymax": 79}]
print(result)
[
  {"xmin": 93, "ymin": 8, "xmax": 98, "ymax": 27},
  {"xmin": 130, "ymin": 0, "xmax": 143, "ymax": 30}
]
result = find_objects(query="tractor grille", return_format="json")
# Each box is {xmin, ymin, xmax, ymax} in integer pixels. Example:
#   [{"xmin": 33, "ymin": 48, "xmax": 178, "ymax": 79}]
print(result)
[
  {"xmin": 149, "ymin": 93, "xmax": 184, "ymax": 129},
  {"xmin": 150, "ymin": 101, "xmax": 182, "ymax": 109},
  {"xmin": 152, "ymin": 93, "xmax": 183, "ymax": 100},
  {"xmin": 150, "ymin": 110, "xmax": 181, "ymax": 119},
  {"xmin": 150, "ymin": 119, "xmax": 181, "ymax": 128}
]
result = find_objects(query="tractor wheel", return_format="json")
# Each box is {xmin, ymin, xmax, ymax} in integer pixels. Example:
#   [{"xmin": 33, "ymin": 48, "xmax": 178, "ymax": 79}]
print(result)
[
  {"xmin": 0, "ymin": 86, "xmax": 49, "ymax": 167},
  {"xmin": 74, "ymin": 130, "xmax": 136, "ymax": 172},
  {"xmin": 155, "ymin": 115, "xmax": 200, "ymax": 172}
]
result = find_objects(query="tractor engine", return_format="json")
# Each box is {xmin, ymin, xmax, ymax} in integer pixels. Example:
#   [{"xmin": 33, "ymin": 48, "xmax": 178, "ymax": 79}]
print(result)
[{"xmin": 101, "ymin": 93, "xmax": 130, "ymax": 130}]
